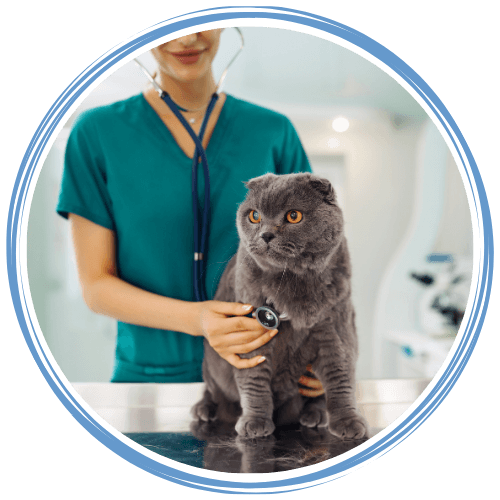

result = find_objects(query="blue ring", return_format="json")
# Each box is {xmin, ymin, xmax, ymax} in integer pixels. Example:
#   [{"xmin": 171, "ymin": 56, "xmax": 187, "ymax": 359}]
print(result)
[{"xmin": 7, "ymin": 6, "xmax": 493, "ymax": 494}]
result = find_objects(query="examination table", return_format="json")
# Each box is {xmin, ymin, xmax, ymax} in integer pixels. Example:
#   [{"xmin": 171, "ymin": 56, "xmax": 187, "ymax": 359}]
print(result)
[{"xmin": 72, "ymin": 379, "xmax": 430, "ymax": 473}]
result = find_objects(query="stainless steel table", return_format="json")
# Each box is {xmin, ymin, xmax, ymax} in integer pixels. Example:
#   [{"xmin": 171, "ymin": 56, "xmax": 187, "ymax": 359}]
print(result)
[{"xmin": 73, "ymin": 379, "xmax": 430, "ymax": 472}]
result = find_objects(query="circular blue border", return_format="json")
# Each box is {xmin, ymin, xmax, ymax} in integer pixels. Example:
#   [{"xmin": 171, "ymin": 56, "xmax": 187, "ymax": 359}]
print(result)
[{"xmin": 7, "ymin": 6, "xmax": 494, "ymax": 494}]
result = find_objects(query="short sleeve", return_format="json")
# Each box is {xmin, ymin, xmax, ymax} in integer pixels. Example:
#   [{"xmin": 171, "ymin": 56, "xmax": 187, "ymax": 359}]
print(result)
[
  {"xmin": 277, "ymin": 118, "xmax": 312, "ymax": 175},
  {"xmin": 56, "ymin": 110, "xmax": 115, "ymax": 230}
]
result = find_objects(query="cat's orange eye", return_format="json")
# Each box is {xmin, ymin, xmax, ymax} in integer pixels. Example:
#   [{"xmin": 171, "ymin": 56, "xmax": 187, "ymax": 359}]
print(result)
[
  {"xmin": 286, "ymin": 210, "xmax": 303, "ymax": 224},
  {"xmin": 249, "ymin": 210, "xmax": 261, "ymax": 223}
]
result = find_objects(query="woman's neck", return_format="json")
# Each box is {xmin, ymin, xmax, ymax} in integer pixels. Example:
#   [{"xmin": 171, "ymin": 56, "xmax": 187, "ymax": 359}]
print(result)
[{"xmin": 157, "ymin": 71, "xmax": 217, "ymax": 111}]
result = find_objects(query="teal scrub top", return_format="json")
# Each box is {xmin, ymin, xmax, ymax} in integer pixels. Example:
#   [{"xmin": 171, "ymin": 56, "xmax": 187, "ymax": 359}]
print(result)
[{"xmin": 56, "ymin": 93, "xmax": 312, "ymax": 383}]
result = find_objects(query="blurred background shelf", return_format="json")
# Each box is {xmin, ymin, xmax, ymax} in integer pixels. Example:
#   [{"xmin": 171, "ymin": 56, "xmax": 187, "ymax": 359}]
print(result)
[{"xmin": 385, "ymin": 330, "xmax": 456, "ymax": 378}]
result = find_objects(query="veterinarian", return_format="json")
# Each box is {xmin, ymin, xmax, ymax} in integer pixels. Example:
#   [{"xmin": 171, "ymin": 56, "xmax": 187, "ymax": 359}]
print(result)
[{"xmin": 57, "ymin": 29, "xmax": 323, "ymax": 395}]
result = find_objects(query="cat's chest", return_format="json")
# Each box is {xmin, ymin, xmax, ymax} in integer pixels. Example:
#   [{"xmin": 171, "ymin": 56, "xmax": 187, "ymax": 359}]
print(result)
[
  {"xmin": 270, "ymin": 326, "xmax": 317, "ymax": 387},
  {"xmin": 237, "ymin": 275, "xmax": 319, "ymax": 335},
  {"xmin": 262, "ymin": 271, "xmax": 325, "ymax": 313},
  {"xmin": 235, "ymin": 279, "xmax": 305, "ymax": 316}
]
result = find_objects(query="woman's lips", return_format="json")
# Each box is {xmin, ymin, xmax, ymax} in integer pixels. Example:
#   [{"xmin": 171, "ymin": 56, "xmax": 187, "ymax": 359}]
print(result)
[{"xmin": 170, "ymin": 50, "xmax": 205, "ymax": 65}]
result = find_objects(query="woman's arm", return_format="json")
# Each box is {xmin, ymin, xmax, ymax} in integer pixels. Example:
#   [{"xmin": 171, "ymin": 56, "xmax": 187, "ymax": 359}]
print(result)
[
  {"xmin": 70, "ymin": 213, "xmax": 195, "ymax": 333},
  {"xmin": 69, "ymin": 213, "xmax": 277, "ymax": 369}
]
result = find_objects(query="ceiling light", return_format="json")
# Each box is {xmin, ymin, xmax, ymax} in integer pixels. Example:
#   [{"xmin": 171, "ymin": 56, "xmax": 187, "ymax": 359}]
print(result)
[{"xmin": 332, "ymin": 116, "xmax": 350, "ymax": 133}]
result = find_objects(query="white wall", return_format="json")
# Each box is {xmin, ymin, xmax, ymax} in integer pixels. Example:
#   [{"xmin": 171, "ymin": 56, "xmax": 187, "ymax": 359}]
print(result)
[
  {"xmin": 28, "ymin": 134, "xmax": 117, "ymax": 382},
  {"xmin": 433, "ymin": 153, "xmax": 473, "ymax": 256},
  {"xmin": 372, "ymin": 118, "xmax": 473, "ymax": 379}
]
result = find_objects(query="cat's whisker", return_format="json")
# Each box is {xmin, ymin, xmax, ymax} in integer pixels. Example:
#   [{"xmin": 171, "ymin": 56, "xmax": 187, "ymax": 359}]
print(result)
[
  {"xmin": 236, "ymin": 251, "xmax": 253, "ymax": 272},
  {"xmin": 274, "ymin": 261, "xmax": 288, "ymax": 300}
]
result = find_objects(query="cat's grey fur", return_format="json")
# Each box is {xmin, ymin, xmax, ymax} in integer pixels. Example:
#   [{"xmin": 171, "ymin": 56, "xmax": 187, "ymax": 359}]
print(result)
[{"xmin": 192, "ymin": 172, "xmax": 368, "ymax": 439}]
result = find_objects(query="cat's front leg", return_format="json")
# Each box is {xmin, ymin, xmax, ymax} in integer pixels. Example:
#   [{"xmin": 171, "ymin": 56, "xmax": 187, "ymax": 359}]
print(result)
[
  {"xmin": 191, "ymin": 388, "xmax": 218, "ymax": 422},
  {"xmin": 299, "ymin": 396, "xmax": 328, "ymax": 428},
  {"xmin": 325, "ymin": 406, "xmax": 368, "ymax": 440},
  {"xmin": 312, "ymin": 348, "xmax": 368, "ymax": 440},
  {"xmin": 233, "ymin": 357, "xmax": 275, "ymax": 438}
]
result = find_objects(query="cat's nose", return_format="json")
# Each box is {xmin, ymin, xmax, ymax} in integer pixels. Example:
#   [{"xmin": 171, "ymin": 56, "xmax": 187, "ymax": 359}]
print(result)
[{"xmin": 261, "ymin": 232, "xmax": 275, "ymax": 243}]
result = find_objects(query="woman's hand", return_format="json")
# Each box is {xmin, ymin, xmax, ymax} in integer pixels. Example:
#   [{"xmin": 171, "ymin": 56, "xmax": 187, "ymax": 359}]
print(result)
[
  {"xmin": 196, "ymin": 300, "xmax": 278, "ymax": 369},
  {"xmin": 298, "ymin": 365, "xmax": 325, "ymax": 397}
]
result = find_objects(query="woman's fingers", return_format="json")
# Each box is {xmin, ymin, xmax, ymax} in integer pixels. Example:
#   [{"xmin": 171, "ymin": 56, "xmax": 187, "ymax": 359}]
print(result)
[
  {"xmin": 226, "ymin": 353, "xmax": 267, "ymax": 369},
  {"xmin": 298, "ymin": 375, "xmax": 323, "ymax": 390},
  {"xmin": 299, "ymin": 372, "xmax": 325, "ymax": 397},
  {"xmin": 220, "ymin": 326, "xmax": 275, "ymax": 348},
  {"xmin": 221, "ymin": 315, "xmax": 263, "ymax": 333},
  {"xmin": 210, "ymin": 300, "xmax": 254, "ymax": 317},
  {"xmin": 202, "ymin": 301, "xmax": 281, "ymax": 369},
  {"xmin": 298, "ymin": 387, "xmax": 325, "ymax": 398}
]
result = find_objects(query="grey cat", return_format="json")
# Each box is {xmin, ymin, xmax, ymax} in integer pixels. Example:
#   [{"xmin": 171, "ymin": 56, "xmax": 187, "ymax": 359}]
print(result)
[{"xmin": 192, "ymin": 172, "xmax": 368, "ymax": 440}]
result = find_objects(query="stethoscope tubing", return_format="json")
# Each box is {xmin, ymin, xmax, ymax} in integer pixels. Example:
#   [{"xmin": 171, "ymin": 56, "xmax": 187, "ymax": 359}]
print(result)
[
  {"xmin": 159, "ymin": 91, "xmax": 219, "ymax": 301},
  {"xmin": 134, "ymin": 28, "xmax": 244, "ymax": 302}
]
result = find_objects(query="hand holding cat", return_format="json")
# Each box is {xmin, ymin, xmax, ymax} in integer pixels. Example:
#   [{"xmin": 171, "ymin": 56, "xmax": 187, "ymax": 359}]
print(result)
[
  {"xmin": 196, "ymin": 301, "xmax": 279, "ymax": 369},
  {"xmin": 298, "ymin": 365, "xmax": 325, "ymax": 397}
]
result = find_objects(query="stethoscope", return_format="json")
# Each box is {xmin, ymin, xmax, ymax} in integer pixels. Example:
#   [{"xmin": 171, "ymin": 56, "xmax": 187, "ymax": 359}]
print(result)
[{"xmin": 134, "ymin": 28, "xmax": 288, "ymax": 330}]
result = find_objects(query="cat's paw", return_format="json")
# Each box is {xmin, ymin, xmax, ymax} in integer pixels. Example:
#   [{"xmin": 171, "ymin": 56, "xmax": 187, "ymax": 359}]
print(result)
[
  {"xmin": 328, "ymin": 410, "xmax": 369, "ymax": 440},
  {"xmin": 235, "ymin": 415, "xmax": 275, "ymax": 438},
  {"xmin": 299, "ymin": 407, "xmax": 328, "ymax": 428},
  {"xmin": 191, "ymin": 399, "xmax": 217, "ymax": 422}
]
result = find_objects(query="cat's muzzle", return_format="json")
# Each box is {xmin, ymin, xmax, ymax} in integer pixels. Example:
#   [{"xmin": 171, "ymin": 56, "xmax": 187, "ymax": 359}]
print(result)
[{"xmin": 252, "ymin": 306, "xmax": 289, "ymax": 329}]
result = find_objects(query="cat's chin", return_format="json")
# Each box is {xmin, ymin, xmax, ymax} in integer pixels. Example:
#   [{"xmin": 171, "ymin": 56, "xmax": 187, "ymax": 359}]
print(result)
[{"xmin": 249, "ymin": 249, "xmax": 288, "ymax": 271}]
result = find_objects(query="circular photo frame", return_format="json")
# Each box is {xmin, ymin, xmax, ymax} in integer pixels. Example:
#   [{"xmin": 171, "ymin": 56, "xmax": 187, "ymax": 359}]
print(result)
[{"xmin": 7, "ymin": 6, "xmax": 493, "ymax": 494}]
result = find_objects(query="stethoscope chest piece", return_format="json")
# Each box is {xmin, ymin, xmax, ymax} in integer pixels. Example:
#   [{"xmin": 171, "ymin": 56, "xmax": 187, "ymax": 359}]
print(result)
[{"xmin": 253, "ymin": 306, "xmax": 287, "ymax": 330}]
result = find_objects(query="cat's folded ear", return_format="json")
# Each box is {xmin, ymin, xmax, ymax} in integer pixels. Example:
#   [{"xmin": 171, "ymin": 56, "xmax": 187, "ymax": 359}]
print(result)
[
  {"xmin": 309, "ymin": 175, "xmax": 337, "ymax": 205},
  {"xmin": 244, "ymin": 173, "xmax": 276, "ymax": 191}
]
